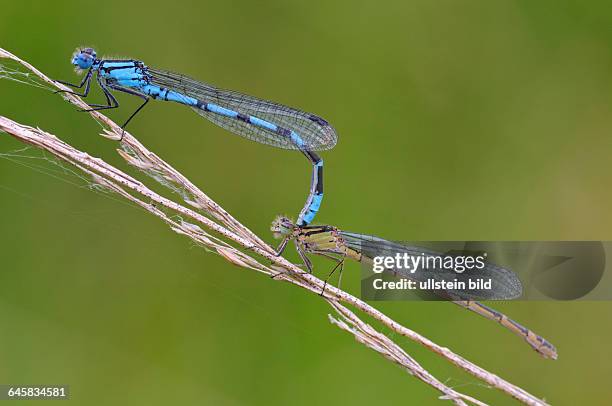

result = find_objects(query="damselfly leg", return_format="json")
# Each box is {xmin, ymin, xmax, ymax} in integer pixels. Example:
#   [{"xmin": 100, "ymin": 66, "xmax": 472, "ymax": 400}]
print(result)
[
  {"xmin": 295, "ymin": 239, "xmax": 313, "ymax": 273},
  {"xmin": 269, "ymin": 233, "xmax": 310, "ymax": 280},
  {"xmin": 273, "ymin": 234, "xmax": 292, "ymax": 257},
  {"xmin": 77, "ymin": 76, "xmax": 118, "ymax": 112},
  {"xmin": 320, "ymin": 255, "xmax": 345, "ymax": 295},
  {"xmin": 54, "ymin": 68, "xmax": 93, "ymax": 97},
  {"xmin": 106, "ymin": 85, "xmax": 150, "ymax": 130}
]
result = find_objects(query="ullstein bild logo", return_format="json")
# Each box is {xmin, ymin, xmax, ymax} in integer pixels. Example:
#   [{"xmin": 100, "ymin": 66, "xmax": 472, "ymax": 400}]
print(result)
[{"xmin": 360, "ymin": 241, "xmax": 612, "ymax": 301}]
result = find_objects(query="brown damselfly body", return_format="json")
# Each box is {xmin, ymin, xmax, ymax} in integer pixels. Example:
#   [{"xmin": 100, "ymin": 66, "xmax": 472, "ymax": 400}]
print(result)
[{"xmin": 271, "ymin": 216, "xmax": 557, "ymax": 359}]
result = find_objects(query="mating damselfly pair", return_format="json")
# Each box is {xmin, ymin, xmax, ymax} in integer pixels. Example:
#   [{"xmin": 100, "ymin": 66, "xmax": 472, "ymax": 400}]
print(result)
[{"xmin": 56, "ymin": 47, "xmax": 557, "ymax": 359}]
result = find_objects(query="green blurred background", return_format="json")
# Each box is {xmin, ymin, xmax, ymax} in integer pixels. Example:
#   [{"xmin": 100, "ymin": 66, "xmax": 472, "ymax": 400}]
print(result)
[{"xmin": 1, "ymin": 1, "xmax": 611, "ymax": 404}]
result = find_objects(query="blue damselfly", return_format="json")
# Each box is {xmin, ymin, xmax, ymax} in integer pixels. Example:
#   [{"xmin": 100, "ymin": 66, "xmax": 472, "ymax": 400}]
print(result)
[{"xmin": 56, "ymin": 48, "xmax": 337, "ymax": 225}]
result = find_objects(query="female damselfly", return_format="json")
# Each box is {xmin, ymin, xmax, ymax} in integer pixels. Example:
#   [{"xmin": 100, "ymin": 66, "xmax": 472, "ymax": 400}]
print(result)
[{"xmin": 271, "ymin": 216, "xmax": 558, "ymax": 359}]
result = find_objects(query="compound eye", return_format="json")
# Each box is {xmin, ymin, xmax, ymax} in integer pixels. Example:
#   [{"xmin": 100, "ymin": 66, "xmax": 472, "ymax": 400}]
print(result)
[{"xmin": 83, "ymin": 48, "xmax": 97, "ymax": 58}]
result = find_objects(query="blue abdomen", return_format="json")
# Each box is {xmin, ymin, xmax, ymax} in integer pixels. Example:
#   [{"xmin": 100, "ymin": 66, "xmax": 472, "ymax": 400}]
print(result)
[{"xmin": 138, "ymin": 84, "xmax": 198, "ymax": 105}]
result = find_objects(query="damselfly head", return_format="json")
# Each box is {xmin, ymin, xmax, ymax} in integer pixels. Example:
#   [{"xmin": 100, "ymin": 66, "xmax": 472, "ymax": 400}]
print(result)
[
  {"xmin": 271, "ymin": 216, "xmax": 295, "ymax": 239},
  {"xmin": 71, "ymin": 47, "xmax": 97, "ymax": 71}
]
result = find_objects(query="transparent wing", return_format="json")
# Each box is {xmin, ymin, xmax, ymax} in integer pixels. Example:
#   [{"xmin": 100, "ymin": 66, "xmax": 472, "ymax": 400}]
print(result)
[
  {"xmin": 340, "ymin": 232, "xmax": 523, "ymax": 300},
  {"xmin": 148, "ymin": 68, "xmax": 337, "ymax": 151}
]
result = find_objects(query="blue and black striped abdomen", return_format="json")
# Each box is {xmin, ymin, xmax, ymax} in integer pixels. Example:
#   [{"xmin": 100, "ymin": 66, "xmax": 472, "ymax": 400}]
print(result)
[
  {"xmin": 148, "ymin": 68, "xmax": 337, "ymax": 151},
  {"xmin": 297, "ymin": 151, "xmax": 324, "ymax": 226},
  {"xmin": 193, "ymin": 100, "xmax": 311, "ymax": 149}
]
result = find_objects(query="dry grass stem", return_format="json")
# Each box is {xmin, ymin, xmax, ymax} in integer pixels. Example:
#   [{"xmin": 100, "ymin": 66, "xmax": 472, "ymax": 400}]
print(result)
[{"xmin": 0, "ymin": 47, "xmax": 551, "ymax": 406}]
